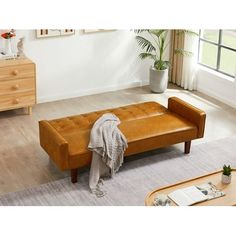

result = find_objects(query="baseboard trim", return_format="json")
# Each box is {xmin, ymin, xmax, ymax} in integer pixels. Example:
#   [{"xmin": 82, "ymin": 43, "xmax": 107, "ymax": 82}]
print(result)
[
  {"xmin": 198, "ymin": 86, "xmax": 236, "ymax": 109},
  {"xmin": 38, "ymin": 81, "xmax": 142, "ymax": 103}
]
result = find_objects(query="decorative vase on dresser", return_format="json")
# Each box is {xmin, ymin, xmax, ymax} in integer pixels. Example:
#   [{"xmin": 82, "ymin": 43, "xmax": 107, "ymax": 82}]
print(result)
[{"xmin": 0, "ymin": 58, "xmax": 36, "ymax": 115}]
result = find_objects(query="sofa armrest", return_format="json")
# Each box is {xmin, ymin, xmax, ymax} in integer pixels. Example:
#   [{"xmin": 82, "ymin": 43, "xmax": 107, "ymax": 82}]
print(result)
[
  {"xmin": 168, "ymin": 97, "xmax": 206, "ymax": 138},
  {"xmin": 39, "ymin": 120, "xmax": 69, "ymax": 170}
]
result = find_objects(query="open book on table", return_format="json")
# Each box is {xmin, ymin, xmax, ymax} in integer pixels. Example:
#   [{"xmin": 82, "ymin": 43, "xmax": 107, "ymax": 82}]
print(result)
[{"xmin": 168, "ymin": 182, "xmax": 225, "ymax": 206}]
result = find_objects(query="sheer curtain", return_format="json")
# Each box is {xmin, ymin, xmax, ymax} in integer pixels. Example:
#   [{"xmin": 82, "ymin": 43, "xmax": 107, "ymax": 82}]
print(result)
[{"xmin": 170, "ymin": 30, "xmax": 199, "ymax": 91}]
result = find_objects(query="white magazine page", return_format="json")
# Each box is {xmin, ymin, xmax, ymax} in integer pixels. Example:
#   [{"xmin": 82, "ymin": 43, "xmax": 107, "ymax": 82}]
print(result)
[
  {"xmin": 168, "ymin": 189, "xmax": 193, "ymax": 206},
  {"xmin": 168, "ymin": 186, "xmax": 208, "ymax": 206},
  {"xmin": 183, "ymin": 186, "xmax": 208, "ymax": 203}
]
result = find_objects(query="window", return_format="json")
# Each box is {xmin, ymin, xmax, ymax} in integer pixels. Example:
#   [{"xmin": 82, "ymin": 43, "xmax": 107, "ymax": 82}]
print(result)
[{"xmin": 198, "ymin": 30, "xmax": 236, "ymax": 78}]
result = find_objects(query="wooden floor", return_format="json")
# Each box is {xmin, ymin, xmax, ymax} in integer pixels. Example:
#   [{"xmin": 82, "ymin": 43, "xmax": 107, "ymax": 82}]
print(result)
[{"xmin": 0, "ymin": 84, "xmax": 236, "ymax": 195}]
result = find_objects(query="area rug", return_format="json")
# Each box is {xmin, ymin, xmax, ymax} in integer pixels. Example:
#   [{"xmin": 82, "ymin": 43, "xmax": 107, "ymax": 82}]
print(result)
[{"xmin": 0, "ymin": 136, "xmax": 236, "ymax": 206}]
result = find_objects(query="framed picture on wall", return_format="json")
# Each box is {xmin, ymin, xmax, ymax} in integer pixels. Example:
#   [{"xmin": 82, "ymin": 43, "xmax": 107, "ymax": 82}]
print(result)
[
  {"xmin": 83, "ymin": 29, "xmax": 115, "ymax": 34},
  {"xmin": 36, "ymin": 29, "xmax": 75, "ymax": 38},
  {"xmin": 61, "ymin": 29, "xmax": 75, "ymax": 35}
]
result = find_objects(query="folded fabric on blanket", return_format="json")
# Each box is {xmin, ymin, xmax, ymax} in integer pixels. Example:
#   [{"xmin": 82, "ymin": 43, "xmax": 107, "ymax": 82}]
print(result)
[{"xmin": 88, "ymin": 113, "xmax": 128, "ymax": 197}]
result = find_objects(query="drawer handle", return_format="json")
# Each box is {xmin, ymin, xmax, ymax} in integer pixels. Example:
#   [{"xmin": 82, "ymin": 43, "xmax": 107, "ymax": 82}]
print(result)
[
  {"xmin": 12, "ymin": 70, "xmax": 19, "ymax": 76},
  {"xmin": 13, "ymin": 98, "xmax": 20, "ymax": 104},
  {"xmin": 12, "ymin": 84, "xmax": 20, "ymax": 90}
]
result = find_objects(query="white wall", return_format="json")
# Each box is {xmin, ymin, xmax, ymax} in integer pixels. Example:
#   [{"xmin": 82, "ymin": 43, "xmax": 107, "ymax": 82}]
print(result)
[
  {"xmin": 7, "ymin": 30, "xmax": 235, "ymax": 110},
  {"xmin": 0, "ymin": 30, "xmax": 152, "ymax": 103},
  {"xmin": 196, "ymin": 66, "xmax": 236, "ymax": 108}
]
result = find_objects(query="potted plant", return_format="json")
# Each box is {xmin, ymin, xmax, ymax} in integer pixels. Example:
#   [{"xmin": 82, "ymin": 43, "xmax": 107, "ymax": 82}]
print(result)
[
  {"xmin": 222, "ymin": 164, "xmax": 232, "ymax": 184},
  {"xmin": 135, "ymin": 30, "xmax": 197, "ymax": 93}
]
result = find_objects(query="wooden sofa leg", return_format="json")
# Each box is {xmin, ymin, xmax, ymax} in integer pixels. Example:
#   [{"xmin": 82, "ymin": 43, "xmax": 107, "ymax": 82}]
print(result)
[
  {"xmin": 184, "ymin": 141, "xmax": 191, "ymax": 154},
  {"xmin": 71, "ymin": 169, "xmax": 78, "ymax": 183}
]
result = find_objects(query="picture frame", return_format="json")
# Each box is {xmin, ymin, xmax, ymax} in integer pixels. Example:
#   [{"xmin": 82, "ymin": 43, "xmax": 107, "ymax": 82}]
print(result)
[
  {"xmin": 36, "ymin": 29, "xmax": 75, "ymax": 38},
  {"xmin": 83, "ymin": 29, "xmax": 115, "ymax": 34}
]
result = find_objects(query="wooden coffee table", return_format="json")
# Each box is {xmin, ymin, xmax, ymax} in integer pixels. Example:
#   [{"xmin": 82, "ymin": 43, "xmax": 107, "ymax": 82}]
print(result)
[{"xmin": 145, "ymin": 169, "xmax": 236, "ymax": 206}]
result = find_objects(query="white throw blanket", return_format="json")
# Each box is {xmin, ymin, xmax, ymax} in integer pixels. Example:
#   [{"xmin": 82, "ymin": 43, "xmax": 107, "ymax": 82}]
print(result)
[{"xmin": 88, "ymin": 113, "xmax": 128, "ymax": 197}]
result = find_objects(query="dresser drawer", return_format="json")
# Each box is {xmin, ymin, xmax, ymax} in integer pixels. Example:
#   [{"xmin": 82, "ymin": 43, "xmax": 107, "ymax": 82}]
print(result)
[
  {"xmin": 0, "ymin": 92, "xmax": 36, "ymax": 111},
  {"xmin": 0, "ymin": 78, "xmax": 35, "ymax": 95},
  {"xmin": 0, "ymin": 64, "xmax": 35, "ymax": 81}
]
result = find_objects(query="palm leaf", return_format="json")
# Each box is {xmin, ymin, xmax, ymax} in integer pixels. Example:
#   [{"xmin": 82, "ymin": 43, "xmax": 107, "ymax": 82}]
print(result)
[
  {"xmin": 139, "ymin": 53, "xmax": 156, "ymax": 60},
  {"xmin": 177, "ymin": 30, "xmax": 198, "ymax": 37},
  {"xmin": 154, "ymin": 60, "xmax": 169, "ymax": 70},
  {"xmin": 149, "ymin": 29, "xmax": 167, "ymax": 38},
  {"xmin": 135, "ymin": 29, "xmax": 198, "ymax": 69},
  {"xmin": 163, "ymin": 60, "xmax": 171, "ymax": 67},
  {"xmin": 134, "ymin": 29, "xmax": 150, "ymax": 34},
  {"xmin": 136, "ymin": 35, "xmax": 156, "ymax": 53},
  {"xmin": 175, "ymin": 49, "xmax": 193, "ymax": 56}
]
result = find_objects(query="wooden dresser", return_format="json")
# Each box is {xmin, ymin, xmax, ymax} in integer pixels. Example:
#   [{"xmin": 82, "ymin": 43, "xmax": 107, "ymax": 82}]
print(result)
[{"xmin": 0, "ymin": 58, "xmax": 36, "ymax": 115}]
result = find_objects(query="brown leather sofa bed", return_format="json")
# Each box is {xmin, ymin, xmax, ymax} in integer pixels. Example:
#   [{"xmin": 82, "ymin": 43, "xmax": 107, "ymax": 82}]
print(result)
[{"xmin": 39, "ymin": 97, "xmax": 206, "ymax": 183}]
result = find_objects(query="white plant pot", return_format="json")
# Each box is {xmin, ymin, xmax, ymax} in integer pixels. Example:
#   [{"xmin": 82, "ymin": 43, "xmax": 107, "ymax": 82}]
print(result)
[
  {"xmin": 222, "ymin": 174, "xmax": 231, "ymax": 184},
  {"xmin": 149, "ymin": 67, "xmax": 169, "ymax": 93}
]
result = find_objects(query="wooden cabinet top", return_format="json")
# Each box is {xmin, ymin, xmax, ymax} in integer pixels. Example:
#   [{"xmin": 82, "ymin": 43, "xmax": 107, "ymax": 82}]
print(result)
[{"xmin": 0, "ymin": 58, "xmax": 34, "ymax": 68}]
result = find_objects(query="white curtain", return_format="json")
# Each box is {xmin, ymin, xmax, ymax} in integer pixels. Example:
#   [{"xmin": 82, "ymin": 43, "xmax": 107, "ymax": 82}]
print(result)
[{"xmin": 181, "ymin": 31, "xmax": 199, "ymax": 90}]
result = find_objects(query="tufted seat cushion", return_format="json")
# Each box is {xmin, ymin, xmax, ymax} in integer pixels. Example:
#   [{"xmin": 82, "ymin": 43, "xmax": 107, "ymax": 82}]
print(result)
[
  {"xmin": 49, "ymin": 102, "xmax": 167, "ymax": 134},
  {"xmin": 39, "ymin": 97, "xmax": 206, "ymax": 179},
  {"xmin": 64, "ymin": 112, "xmax": 197, "ymax": 169}
]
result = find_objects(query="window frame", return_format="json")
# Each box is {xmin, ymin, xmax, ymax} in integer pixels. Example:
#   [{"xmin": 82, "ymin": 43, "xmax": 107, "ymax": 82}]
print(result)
[{"xmin": 198, "ymin": 29, "xmax": 236, "ymax": 78}]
